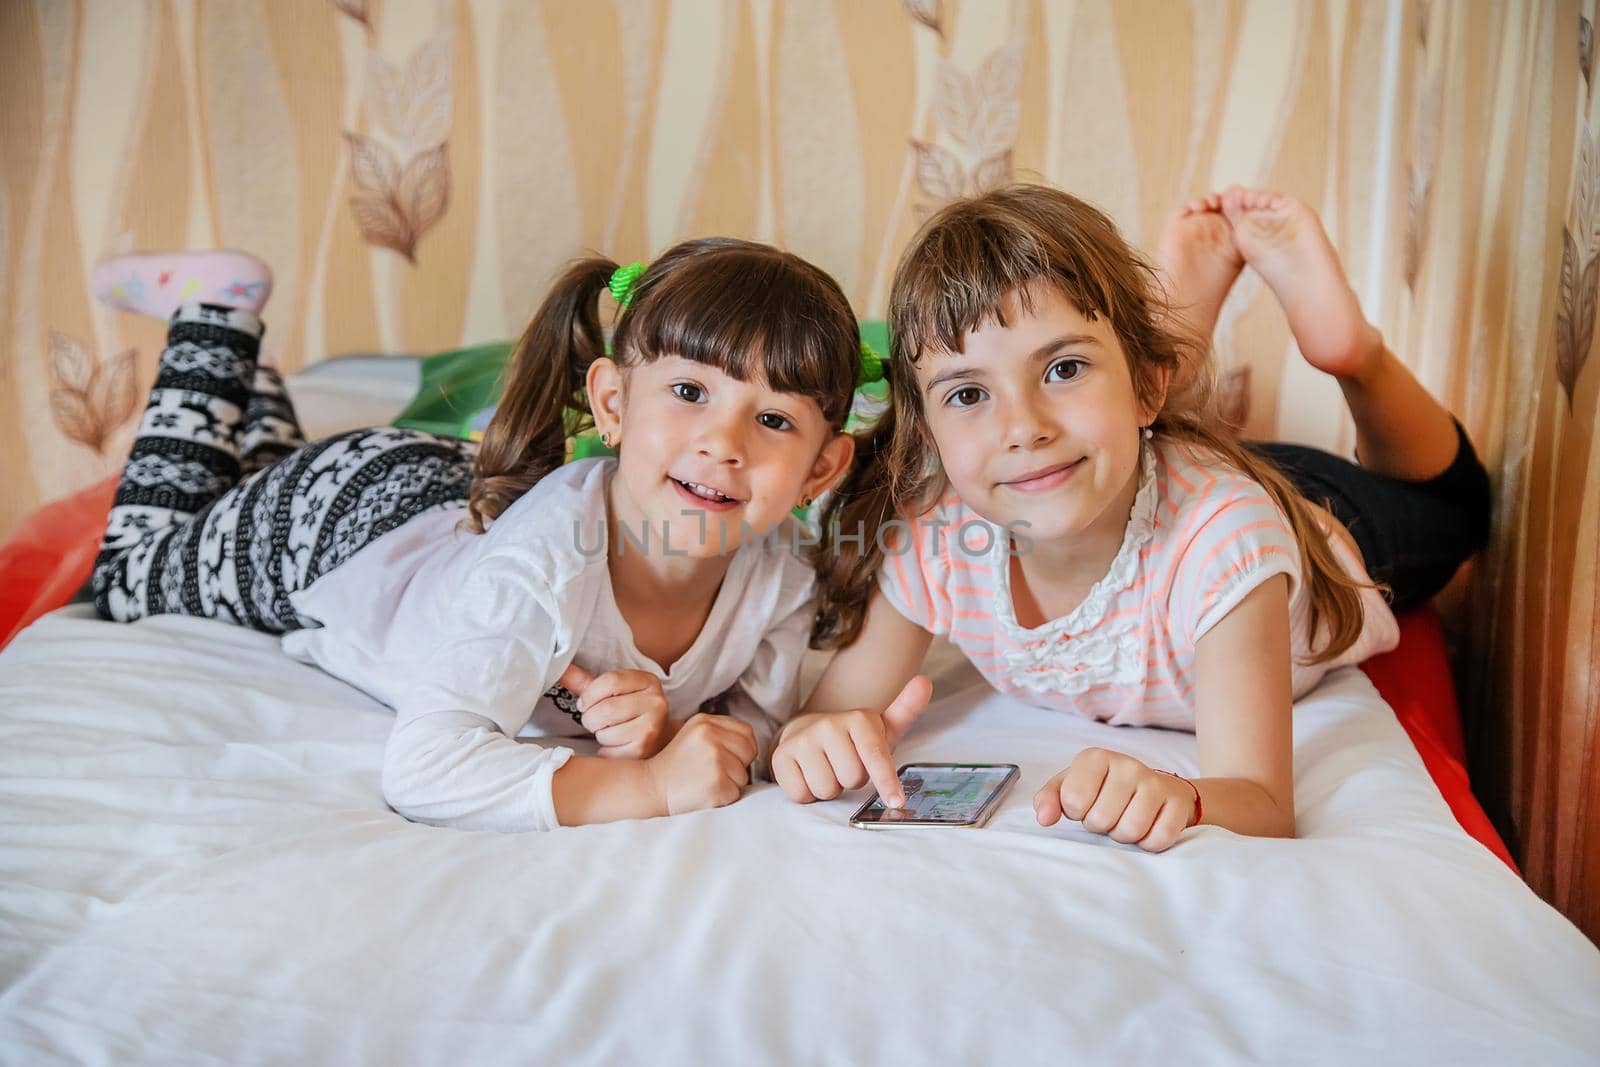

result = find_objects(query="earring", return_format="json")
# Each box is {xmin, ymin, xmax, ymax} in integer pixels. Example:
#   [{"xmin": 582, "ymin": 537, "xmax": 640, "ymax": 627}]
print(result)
[
  {"xmin": 1142, "ymin": 426, "xmax": 1153, "ymax": 440},
  {"xmin": 799, "ymin": 495, "xmax": 813, "ymax": 509},
  {"xmin": 601, "ymin": 431, "xmax": 615, "ymax": 448}
]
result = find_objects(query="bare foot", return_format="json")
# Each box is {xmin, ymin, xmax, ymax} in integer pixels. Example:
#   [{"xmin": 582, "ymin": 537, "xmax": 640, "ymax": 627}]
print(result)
[
  {"xmin": 1156, "ymin": 193, "xmax": 1245, "ymax": 340},
  {"xmin": 1221, "ymin": 187, "xmax": 1461, "ymax": 480},
  {"xmin": 93, "ymin": 249, "xmax": 273, "ymax": 321},
  {"xmin": 1219, "ymin": 187, "xmax": 1382, "ymax": 381}
]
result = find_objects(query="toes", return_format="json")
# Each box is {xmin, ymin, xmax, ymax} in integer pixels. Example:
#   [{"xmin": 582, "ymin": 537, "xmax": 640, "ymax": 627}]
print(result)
[
  {"xmin": 1246, "ymin": 188, "xmax": 1281, "ymax": 212},
  {"xmin": 1232, "ymin": 188, "xmax": 1296, "ymax": 215},
  {"xmin": 1173, "ymin": 193, "xmax": 1226, "ymax": 221}
]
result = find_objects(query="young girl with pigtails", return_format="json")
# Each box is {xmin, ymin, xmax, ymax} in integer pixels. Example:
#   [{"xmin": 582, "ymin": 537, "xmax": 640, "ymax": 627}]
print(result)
[
  {"xmin": 773, "ymin": 184, "xmax": 1490, "ymax": 852},
  {"xmin": 90, "ymin": 238, "xmax": 861, "ymax": 831}
]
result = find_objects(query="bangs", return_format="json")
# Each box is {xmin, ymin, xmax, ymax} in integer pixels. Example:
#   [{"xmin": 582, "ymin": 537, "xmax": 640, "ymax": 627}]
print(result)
[
  {"xmin": 888, "ymin": 187, "xmax": 1140, "ymax": 366},
  {"xmin": 617, "ymin": 244, "xmax": 858, "ymax": 428}
]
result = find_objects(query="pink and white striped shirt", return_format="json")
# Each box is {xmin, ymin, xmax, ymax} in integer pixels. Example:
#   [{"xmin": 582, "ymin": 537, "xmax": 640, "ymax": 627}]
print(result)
[{"xmin": 876, "ymin": 439, "xmax": 1398, "ymax": 730}]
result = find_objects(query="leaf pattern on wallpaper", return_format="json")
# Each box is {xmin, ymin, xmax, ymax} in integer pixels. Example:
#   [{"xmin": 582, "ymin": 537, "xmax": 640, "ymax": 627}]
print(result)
[
  {"xmin": 1555, "ymin": 129, "xmax": 1600, "ymax": 409},
  {"xmin": 347, "ymin": 136, "xmax": 451, "ymax": 263},
  {"xmin": 911, "ymin": 140, "xmax": 964, "ymax": 201},
  {"xmin": 1404, "ymin": 72, "xmax": 1441, "ymax": 291},
  {"xmin": 1403, "ymin": 1, "xmax": 1440, "ymax": 291},
  {"xmin": 1218, "ymin": 364, "xmax": 1252, "ymax": 432},
  {"xmin": 935, "ymin": 62, "xmax": 980, "ymax": 148},
  {"xmin": 1577, "ymin": 138, "xmax": 1593, "ymax": 247},
  {"xmin": 971, "ymin": 150, "xmax": 1014, "ymax": 194},
  {"xmin": 1575, "ymin": 130, "xmax": 1600, "ymax": 258},
  {"xmin": 345, "ymin": 37, "xmax": 454, "ymax": 264},
  {"xmin": 903, "ymin": 0, "xmax": 944, "ymax": 41},
  {"xmin": 330, "ymin": 0, "xmax": 371, "ymax": 34},
  {"xmin": 1556, "ymin": 229, "xmax": 1598, "ymax": 412},
  {"xmin": 975, "ymin": 46, "xmax": 1022, "ymax": 154},
  {"xmin": 912, "ymin": 44, "xmax": 1022, "ymax": 216},
  {"xmin": 47, "ymin": 332, "xmax": 139, "ymax": 454},
  {"xmin": 1581, "ymin": 17, "xmax": 1593, "ymax": 89}
]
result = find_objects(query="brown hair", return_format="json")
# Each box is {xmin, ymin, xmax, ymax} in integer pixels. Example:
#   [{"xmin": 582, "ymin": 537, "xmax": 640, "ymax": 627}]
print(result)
[
  {"xmin": 465, "ymin": 237, "xmax": 861, "ymax": 533},
  {"xmin": 813, "ymin": 184, "xmax": 1376, "ymax": 664}
]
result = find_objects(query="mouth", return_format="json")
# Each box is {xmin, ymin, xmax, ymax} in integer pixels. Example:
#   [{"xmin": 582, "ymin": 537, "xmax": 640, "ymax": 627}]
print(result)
[
  {"xmin": 998, "ymin": 459, "xmax": 1084, "ymax": 493},
  {"xmin": 669, "ymin": 476, "xmax": 744, "ymax": 512}
]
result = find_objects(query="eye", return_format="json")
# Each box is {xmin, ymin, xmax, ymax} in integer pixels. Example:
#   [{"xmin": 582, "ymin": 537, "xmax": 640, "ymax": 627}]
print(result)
[
  {"xmin": 945, "ymin": 385, "xmax": 987, "ymax": 409},
  {"xmin": 1046, "ymin": 358, "xmax": 1086, "ymax": 383},
  {"xmin": 757, "ymin": 412, "xmax": 793, "ymax": 432},
  {"xmin": 671, "ymin": 382, "xmax": 706, "ymax": 404}
]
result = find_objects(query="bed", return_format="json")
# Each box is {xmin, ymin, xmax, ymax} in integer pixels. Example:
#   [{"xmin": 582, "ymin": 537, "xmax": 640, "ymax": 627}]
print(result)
[
  {"xmin": 1, "ymin": 604, "xmax": 1597, "ymax": 1064},
  {"xmin": 0, "ymin": 354, "xmax": 1529, "ymax": 872}
]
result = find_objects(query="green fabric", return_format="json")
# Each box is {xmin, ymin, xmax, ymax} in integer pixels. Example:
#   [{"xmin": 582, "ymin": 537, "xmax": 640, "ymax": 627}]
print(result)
[
  {"xmin": 391, "ymin": 341, "xmax": 515, "ymax": 438},
  {"xmin": 859, "ymin": 320, "xmax": 890, "ymax": 369},
  {"xmin": 389, "ymin": 340, "xmax": 614, "ymax": 455}
]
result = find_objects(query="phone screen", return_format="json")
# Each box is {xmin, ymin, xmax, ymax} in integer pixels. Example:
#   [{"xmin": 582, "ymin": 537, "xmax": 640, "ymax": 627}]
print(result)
[{"xmin": 852, "ymin": 764, "xmax": 1017, "ymax": 826}]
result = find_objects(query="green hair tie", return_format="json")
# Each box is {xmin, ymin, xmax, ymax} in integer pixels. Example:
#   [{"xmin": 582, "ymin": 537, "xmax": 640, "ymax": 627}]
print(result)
[
  {"xmin": 608, "ymin": 261, "xmax": 646, "ymax": 307},
  {"xmin": 857, "ymin": 339, "xmax": 884, "ymax": 386}
]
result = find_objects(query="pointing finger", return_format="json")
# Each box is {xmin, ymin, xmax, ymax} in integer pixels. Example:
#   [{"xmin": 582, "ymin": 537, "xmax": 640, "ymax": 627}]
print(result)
[
  {"xmin": 847, "ymin": 715, "xmax": 903, "ymax": 808},
  {"xmin": 880, "ymin": 675, "xmax": 932, "ymax": 747}
]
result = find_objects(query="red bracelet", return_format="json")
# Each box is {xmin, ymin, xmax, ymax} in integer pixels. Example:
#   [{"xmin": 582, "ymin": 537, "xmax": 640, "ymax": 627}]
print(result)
[{"xmin": 1161, "ymin": 770, "xmax": 1202, "ymax": 828}]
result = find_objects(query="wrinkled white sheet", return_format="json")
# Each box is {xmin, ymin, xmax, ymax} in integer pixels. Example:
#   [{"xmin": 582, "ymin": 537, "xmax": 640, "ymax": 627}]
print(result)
[{"xmin": 1, "ymin": 607, "xmax": 1597, "ymax": 1065}]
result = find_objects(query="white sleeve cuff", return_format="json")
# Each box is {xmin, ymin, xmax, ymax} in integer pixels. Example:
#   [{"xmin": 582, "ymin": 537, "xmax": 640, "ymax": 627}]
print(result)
[
  {"xmin": 533, "ymin": 744, "xmax": 575, "ymax": 829},
  {"xmin": 383, "ymin": 711, "xmax": 575, "ymax": 833}
]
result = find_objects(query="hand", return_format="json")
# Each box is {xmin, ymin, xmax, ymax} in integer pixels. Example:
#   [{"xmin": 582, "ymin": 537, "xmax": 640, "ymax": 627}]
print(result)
[
  {"xmin": 645, "ymin": 713, "xmax": 758, "ymax": 816},
  {"xmin": 770, "ymin": 676, "xmax": 932, "ymax": 806},
  {"xmin": 558, "ymin": 664, "xmax": 674, "ymax": 759},
  {"xmin": 1033, "ymin": 748, "xmax": 1199, "ymax": 853}
]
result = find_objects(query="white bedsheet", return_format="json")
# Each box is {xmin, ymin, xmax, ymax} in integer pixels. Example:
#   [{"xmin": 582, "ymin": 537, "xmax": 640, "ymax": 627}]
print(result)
[{"xmin": 1, "ymin": 607, "xmax": 1596, "ymax": 1065}]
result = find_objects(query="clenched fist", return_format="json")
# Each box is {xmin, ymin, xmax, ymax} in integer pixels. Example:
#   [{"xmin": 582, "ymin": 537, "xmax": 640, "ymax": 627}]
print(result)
[
  {"xmin": 1034, "ymin": 747, "xmax": 1201, "ymax": 853},
  {"xmin": 646, "ymin": 713, "xmax": 758, "ymax": 815},
  {"xmin": 558, "ymin": 664, "xmax": 674, "ymax": 759}
]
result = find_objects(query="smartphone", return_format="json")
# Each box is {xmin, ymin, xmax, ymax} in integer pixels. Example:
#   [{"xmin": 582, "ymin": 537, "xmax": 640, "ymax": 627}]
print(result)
[{"xmin": 849, "ymin": 763, "xmax": 1020, "ymax": 829}]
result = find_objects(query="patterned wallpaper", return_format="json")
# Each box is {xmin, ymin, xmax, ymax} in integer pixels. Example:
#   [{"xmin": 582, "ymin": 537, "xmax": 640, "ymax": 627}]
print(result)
[{"xmin": 0, "ymin": 0, "xmax": 1595, "ymax": 939}]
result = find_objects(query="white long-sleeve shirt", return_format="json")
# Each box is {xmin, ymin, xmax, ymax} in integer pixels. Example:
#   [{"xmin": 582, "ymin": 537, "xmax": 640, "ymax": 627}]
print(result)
[{"xmin": 280, "ymin": 458, "xmax": 817, "ymax": 833}]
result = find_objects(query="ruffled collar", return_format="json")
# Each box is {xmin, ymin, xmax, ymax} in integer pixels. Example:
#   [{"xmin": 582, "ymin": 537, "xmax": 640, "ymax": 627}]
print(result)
[{"xmin": 992, "ymin": 441, "xmax": 1159, "ymax": 645}]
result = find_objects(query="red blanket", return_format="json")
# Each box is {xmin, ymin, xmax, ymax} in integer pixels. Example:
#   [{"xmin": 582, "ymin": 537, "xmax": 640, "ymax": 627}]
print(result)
[{"xmin": 1, "ymin": 477, "xmax": 117, "ymax": 648}]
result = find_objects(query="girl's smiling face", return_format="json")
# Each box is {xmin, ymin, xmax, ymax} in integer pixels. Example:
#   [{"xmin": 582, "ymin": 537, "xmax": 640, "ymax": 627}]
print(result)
[
  {"xmin": 915, "ymin": 282, "xmax": 1160, "ymax": 548},
  {"xmin": 590, "ymin": 354, "xmax": 853, "ymax": 558}
]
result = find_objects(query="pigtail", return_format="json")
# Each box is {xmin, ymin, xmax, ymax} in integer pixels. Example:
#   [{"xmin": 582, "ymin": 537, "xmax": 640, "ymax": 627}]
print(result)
[
  {"xmin": 811, "ymin": 357, "xmax": 943, "ymax": 649},
  {"xmin": 810, "ymin": 416, "xmax": 896, "ymax": 649},
  {"xmin": 463, "ymin": 257, "xmax": 616, "ymax": 533}
]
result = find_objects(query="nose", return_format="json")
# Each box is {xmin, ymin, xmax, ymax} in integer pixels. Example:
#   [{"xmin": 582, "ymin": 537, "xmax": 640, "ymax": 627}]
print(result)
[
  {"xmin": 694, "ymin": 413, "xmax": 746, "ymax": 466},
  {"xmin": 1002, "ymin": 393, "xmax": 1057, "ymax": 452}
]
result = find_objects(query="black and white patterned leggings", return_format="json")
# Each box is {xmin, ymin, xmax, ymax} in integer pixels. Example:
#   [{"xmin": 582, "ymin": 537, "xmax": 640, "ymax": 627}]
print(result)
[{"xmin": 93, "ymin": 303, "xmax": 478, "ymax": 633}]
